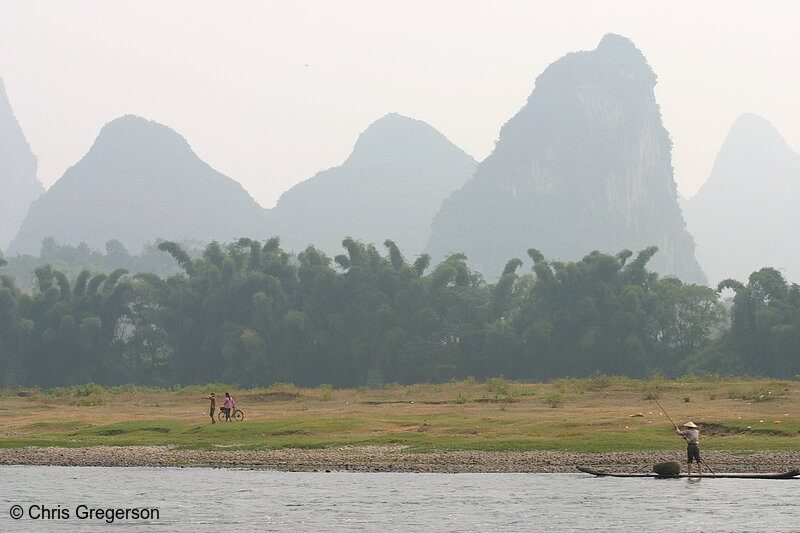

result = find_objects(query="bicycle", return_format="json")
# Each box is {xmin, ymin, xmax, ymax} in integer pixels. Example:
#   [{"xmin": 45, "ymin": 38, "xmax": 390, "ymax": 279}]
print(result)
[{"xmin": 217, "ymin": 408, "xmax": 244, "ymax": 422}]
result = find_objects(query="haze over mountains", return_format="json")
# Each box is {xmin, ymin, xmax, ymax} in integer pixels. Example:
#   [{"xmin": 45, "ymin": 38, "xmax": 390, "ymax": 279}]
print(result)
[
  {"xmin": 0, "ymin": 77, "xmax": 44, "ymax": 250},
  {"xmin": 6, "ymin": 34, "xmax": 798, "ymax": 289},
  {"xmin": 427, "ymin": 34, "xmax": 705, "ymax": 283},
  {"xmin": 6, "ymin": 113, "xmax": 475, "ymax": 260},
  {"xmin": 684, "ymin": 113, "xmax": 800, "ymax": 285},
  {"xmin": 272, "ymin": 113, "xmax": 476, "ymax": 256},
  {"xmin": 8, "ymin": 115, "xmax": 268, "ymax": 255}
]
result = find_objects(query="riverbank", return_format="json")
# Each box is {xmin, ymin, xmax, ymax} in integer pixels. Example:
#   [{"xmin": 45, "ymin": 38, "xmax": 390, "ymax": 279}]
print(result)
[
  {"xmin": 3, "ymin": 378, "xmax": 799, "ymax": 457},
  {"xmin": 2, "ymin": 445, "xmax": 799, "ymax": 473}
]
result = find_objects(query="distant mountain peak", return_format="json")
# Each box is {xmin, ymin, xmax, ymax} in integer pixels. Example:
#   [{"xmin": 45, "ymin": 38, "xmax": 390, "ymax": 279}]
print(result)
[
  {"xmin": 697, "ymin": 113, "xmax": 797, "ymax": 195},
  {"xmin": 0, "ymin": 76, "xmax": 38, "ymax": 175},
  {"xmin": 346, "ymin": 113, "xmax": 465, "ymax": 166},
  {"xmin": 722, "ymin": 113, "xmax": 793, "ymax": 156},
  {"xmin": 96, "ymin": 114, "xmax": 187, "ymax": 142},
  {"xmin": 685, "ymin": 114, "xmax": 800, "ymax": 284},
  {"xmin": 80, "ymin": 114, "xmax": 197, "ymax": 170},
  {"xmin": 597, "ymin": 33, "xmax": 639, "ymax": 53},
  {"xmin": 427, "ymin": 35, "xmax": 704, "ymax": 283},
  {"xmin": 8, "ymin": 115, "xmax": 268, "ymax": 255},
  {"xmin": 0, "ymin": 76, "xmax": 44, "ymax": 250},
  {"xmin": 273, "ymin": 113, "xmax": 476, "ymax": 255}
]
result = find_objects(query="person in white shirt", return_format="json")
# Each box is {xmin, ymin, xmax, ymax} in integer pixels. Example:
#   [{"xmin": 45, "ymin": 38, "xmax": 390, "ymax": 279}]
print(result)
[{"xmin": 676, "ymin": 421, "xmax": 701, "ymax": 476}]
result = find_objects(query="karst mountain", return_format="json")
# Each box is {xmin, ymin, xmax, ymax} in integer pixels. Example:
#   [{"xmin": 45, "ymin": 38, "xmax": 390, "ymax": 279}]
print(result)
[
  {"xmin": 272, "ymin": 113, "xmax": 477, "ymax": 257},
  {"xmin": 684, "ymin": 113, "xmax": 800, "ymax": 285},
  {"xmin": 426, "ymin": 34, "xmax": 705, "ymax": 283},
  {"xmin": 8, "ymin": 115, "xmax": 268, "ymax": 255},
  {"xmin": 0, "ymin": 77, "xmax": 44, "ymax": 251}
]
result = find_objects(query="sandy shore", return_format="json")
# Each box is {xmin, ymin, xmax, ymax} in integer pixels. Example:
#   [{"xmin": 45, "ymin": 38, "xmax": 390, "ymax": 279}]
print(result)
[{"xmin": 2, "ymin": 446, "xmax": 799, "ymax": 473}]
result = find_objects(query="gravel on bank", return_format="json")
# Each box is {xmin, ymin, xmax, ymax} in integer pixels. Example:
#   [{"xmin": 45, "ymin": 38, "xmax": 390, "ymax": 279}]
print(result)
[{"xmin": 1, "ymin": 446, "xmax": 799, "ymax": 473}]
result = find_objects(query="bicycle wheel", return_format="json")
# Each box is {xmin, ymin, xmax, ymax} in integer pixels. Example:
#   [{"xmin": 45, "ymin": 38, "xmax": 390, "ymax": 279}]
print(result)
[
  {"xmin": 233, "ymin": 409, "xmax": 244, "ymax": 421},
  {"xmin": 217, "ymin": 410, "xmax": 226, "ymax": 422}
]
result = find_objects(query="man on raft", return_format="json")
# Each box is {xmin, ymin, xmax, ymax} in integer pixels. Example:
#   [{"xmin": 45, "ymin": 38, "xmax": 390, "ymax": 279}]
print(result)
[{"xmin": 676, "ymin": 421, "xmax": 702, "ymax": 476}]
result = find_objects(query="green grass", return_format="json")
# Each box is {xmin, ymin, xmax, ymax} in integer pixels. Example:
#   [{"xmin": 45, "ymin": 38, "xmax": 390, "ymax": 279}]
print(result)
[
  {"xmin": 2, "ymin": 376, "xmax": 798, "ymax": 453},
  {"xmin": 7, "ymin": 414, "xmax": 797, "ymax": 453}
]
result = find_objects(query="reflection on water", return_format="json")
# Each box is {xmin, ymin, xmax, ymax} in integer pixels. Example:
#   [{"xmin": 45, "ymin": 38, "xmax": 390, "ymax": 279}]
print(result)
[{"xmin": 3, "ymin": 466, "xmax": 798, "ymax": 531}]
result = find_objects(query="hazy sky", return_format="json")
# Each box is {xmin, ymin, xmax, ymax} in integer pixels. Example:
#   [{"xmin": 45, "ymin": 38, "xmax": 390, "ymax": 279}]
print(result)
[{"xmin": 1, "ymin": 0, "xmax": 798, "ymax": 208}]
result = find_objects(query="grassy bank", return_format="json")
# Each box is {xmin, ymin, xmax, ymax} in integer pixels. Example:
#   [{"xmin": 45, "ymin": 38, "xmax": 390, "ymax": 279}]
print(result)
[{"xmin": 1, "ymin": 377, "xmax": 798, "ymax": 453}]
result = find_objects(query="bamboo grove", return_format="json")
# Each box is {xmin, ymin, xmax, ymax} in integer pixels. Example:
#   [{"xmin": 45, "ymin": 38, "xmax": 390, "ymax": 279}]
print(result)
[{"xmin": 1, "ymin": 238, "xmax": 798, "ymax": 388}]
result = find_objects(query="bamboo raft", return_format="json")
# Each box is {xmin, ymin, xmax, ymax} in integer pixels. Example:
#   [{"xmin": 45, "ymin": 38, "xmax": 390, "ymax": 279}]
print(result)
[{"xmin": 577, "ymin": 466, "xmax": 800, "ymax": 479}]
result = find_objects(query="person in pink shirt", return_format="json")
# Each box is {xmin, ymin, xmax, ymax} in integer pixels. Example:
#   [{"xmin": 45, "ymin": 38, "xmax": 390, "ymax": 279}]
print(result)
[{"xmin": 222, "ymin": 392, "xmax": 235, "ymax": 422}]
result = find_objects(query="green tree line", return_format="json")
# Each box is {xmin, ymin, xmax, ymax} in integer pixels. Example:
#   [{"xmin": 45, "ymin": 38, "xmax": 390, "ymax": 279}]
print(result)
[
  {"xmin": 1, "ymin": 238, "xmax": 798, "ymax": 388},
  {"xmin": 0, "ymin": 237, "xmax": 194, "ymax": 292}
]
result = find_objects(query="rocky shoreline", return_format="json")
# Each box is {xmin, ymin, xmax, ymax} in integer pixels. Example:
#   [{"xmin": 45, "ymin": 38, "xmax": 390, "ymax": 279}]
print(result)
[{"xmin": 2, "ymin": 446, "xmax": 799, "ymax": 473}]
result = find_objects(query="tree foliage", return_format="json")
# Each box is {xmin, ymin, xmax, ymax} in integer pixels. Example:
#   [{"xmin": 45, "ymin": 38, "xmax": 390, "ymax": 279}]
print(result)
[{"xmin": 0, "ymin": 237, "xmax": 796, "ymax": 388}]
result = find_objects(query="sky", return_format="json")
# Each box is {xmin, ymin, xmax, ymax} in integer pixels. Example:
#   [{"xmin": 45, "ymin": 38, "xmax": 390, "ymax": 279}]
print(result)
[{"xmin": 1, "ymin": 0, "xmax": 798, "ymax": 208}]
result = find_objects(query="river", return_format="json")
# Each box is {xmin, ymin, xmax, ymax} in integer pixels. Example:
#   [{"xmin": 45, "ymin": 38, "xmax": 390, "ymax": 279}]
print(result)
[{"xmin": 3, "ymin": 466, "xmax": 797, "ymax": 531}]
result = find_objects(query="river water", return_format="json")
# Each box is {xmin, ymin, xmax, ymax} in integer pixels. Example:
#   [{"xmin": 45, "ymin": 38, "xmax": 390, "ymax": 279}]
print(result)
[{"xmin": 2, "ymin": 466, "xmax": 797, "ymax": 531}]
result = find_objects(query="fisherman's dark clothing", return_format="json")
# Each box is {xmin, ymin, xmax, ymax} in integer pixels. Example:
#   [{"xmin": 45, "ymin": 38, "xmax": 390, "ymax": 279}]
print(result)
[
  {"xmin": 686, "ymin": 443, "xmax": 700, "ymax": 463},
  {"xmin": 677, "ymin": 428, "xmax": 701, "ymax": 463}
]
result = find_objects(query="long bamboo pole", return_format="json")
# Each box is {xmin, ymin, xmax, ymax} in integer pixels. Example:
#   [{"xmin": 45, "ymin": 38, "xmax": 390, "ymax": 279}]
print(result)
[
  {"xmin": 642, "ymin": 380, "xmax": 715, "ymax": 474},
  {"xmin": 642, "ymin": 381, "xmax": 677, "ymax": 429}
]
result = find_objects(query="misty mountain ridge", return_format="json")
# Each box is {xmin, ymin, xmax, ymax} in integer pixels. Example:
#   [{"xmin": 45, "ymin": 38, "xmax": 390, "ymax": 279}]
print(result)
[
  {"xmin": 0, "ymin": 76, "xmax": 44, "ymax": 250},
  {"xmin": 5, "ymin": 112, "xmax": 477, "ymax": 265},
  {"xmin": 7, "ymin": 115, "xmax": 269, "ymax": 255},
  {"xmin": 426, "ymin": 33, "xmax": 706, "ymax": 283},
  {"xmin": 684, "ymin": 113, "xmax": 800, "ymax": 285},
  {"xmin": 14, "ymin": 39, "xmax": 794, "ymax": 289},
  {"xmin": 272, "ymin": 113, "xmax": 477, "ymax": 256}
]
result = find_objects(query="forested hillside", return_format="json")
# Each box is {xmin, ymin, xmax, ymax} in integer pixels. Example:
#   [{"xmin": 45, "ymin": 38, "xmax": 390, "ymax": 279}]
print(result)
[{"xmin": 1, "ymin": 237, "xmax": 797, "ymax": 389}]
